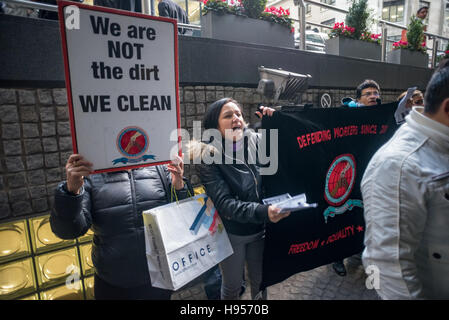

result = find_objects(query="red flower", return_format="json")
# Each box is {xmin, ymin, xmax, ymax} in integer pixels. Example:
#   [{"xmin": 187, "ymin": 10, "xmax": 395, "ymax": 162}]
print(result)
[{"xmin": 445, "ymin": 50, "xmax": 449, "ymax": 55}]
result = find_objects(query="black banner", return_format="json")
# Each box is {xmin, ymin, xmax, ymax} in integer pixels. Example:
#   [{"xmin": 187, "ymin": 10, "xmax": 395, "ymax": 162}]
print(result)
[{"xmin": 261, "ymin": 103, "xmax": 399, "ymax": 289}]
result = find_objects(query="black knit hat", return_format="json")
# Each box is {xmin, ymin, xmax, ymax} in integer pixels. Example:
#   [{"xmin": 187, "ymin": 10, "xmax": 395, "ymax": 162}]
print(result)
[{"xmin": 203, "ymin": 98, "xmax": 242, "ymax": 130}]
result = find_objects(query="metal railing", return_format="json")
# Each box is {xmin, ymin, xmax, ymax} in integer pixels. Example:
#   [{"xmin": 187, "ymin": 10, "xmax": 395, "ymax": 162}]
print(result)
[
  {"xmin": 3, "ymin": 0, "xmax": 447, "ymax": 64},
  {"xmin": 301, "ymin": 0, "xmax": 449, "ymax": 66},
  {"xmin": 3, "ymin": 0, "xmax": 57, "ymax": 11},
  {"xmin": 2, "ymin": 0, "xmax": 202, "ymax": 31}
]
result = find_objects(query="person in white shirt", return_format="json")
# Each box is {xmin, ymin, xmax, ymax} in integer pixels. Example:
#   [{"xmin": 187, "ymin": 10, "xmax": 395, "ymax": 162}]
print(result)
[{"xmin": 361, "ymin": 60, "xmax": 449, "ymax": 299}]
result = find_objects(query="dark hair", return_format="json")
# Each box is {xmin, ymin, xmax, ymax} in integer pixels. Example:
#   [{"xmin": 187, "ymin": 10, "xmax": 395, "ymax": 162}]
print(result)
[
  {"xmin": 356, "ymin": 79, "xmax": 380, "ymax": 99},
  {"xmin": 424, "ymin": 59, "xmax": 449, "ymax": 114},
  {"xmin": 203, "ymin": 98, "xmax": 242, "ymax": 130},
  {"xmin": 417, "ymin": 6, "xmax": 428, "ymax": 15}
]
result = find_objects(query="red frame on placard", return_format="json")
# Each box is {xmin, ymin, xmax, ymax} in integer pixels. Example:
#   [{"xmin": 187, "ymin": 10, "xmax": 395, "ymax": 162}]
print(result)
[{"xmin": 57, "ymin": 1, "xmax": 182, "ymax": 174}]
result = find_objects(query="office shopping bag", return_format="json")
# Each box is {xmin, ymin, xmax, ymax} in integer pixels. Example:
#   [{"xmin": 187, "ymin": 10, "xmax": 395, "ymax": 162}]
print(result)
[{"xmin": 143, "ymin": 194, "xmax": 233, "ymax": 291}]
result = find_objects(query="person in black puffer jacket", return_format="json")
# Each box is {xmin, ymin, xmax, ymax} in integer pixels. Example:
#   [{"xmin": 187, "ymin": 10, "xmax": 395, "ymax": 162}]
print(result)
[
  {"xmin": 50, "ymin": 153, "xmax": 191, "ymax": 300},
  {"xmin": 188, "ymin": 98, "xmax": 291, "ymax": 300}
]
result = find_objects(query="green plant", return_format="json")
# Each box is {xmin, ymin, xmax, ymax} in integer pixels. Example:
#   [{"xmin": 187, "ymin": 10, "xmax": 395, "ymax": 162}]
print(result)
[
  {"xmin": 201, "ymin": 0, "xmax": 232, "ymax": 15},
  {"xmin": 260, "ymin": 6, "xmax": 293, "ymax": 30},
  {"xmin": 360, "ymin": 32, "xmax": 381, "ymax": 44},
  {"xmin": 392, "ymin": 17, "xmax": 426, "ymax": 54},
  {"xmin": 330, "ymin": 1, "xmax": 379, "ymax": 42},
  {"xmin": 392, "ymin": 39, "xmax": 409, "ymax": 50},
  {"xmin": 329, "ymin": 22, "xmax": 356, "ymax": 39},
  {"xmin": 201, "ymin": 0, "xmax": 293, "ymax": 30},
  {"xmin": 406, "ymin": 16, "xmax": 426, "ymax": 53},
  {"xmin": 241, "ymin": 0, "xmax": 267, "ymax": 19},
  {"xmin": 345, "ymin": 0, "xmax": 370, "ymax": 39}
]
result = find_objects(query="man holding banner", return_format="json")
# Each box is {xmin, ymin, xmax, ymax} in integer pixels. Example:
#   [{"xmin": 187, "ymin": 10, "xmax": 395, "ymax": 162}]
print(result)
[
  {"xmin": 361, "ymin": 61, "xmax": 449, "ymax": 299},
  {"xmin": 333, "ymin": 79, "xmax": 383, "ymax": 276},
  {"xmin": 343, "ymin": 79, "xmax": 381, "ymax": 108}
]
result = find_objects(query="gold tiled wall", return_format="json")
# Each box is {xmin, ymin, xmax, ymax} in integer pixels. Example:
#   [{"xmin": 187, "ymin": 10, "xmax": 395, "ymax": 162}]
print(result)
[
  {"xmin": 0, "ymin": 215, "xmax": 94, "ymax": 300},
  {"xmin": 1, "ymin": 186, "xmax": 205, "ymax": 299}
]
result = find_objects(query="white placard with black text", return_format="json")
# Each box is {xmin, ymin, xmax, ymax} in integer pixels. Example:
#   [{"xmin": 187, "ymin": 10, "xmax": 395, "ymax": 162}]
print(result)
[{"xmin": 59, "ymin": 1, "xmax": 180, "ymax": 173}]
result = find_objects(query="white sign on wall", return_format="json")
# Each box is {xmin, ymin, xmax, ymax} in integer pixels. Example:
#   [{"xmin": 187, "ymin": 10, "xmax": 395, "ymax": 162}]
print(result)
[{"xmin": 58, "ymin": 1, "xmax": 180, "ymax": 173}]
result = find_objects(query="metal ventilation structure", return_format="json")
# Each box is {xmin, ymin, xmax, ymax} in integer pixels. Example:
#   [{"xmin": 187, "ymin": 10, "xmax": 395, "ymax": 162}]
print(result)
[{"xmin": 257, "ymin": 66, "xmax": 312, "ymax": 105}]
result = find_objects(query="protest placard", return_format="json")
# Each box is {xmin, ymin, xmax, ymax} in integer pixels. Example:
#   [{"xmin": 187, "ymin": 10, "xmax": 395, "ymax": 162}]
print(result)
[{"xmin": 58, "ymin": 1, "xmax": 180, "ymax": 173}]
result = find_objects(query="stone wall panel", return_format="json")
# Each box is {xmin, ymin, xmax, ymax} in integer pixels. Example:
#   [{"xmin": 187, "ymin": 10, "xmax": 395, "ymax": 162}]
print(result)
[{"xmin": 0, "ymin": 86, "xmax": 404, "ymax": 221}]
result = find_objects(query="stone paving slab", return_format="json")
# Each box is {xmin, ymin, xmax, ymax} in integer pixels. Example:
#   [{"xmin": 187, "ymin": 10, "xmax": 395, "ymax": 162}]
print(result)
[{"xmin": 171, "ymin": 258, "xmax": 380, "ymax": 300}]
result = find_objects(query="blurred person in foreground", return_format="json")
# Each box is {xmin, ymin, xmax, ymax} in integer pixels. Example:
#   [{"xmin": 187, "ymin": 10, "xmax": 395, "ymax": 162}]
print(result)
[{"xmin": 361, "ymin": 60, "xmax": 449, "ymax": 299}]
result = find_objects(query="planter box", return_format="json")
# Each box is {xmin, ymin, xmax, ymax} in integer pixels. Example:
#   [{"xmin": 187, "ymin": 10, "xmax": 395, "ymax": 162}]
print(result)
[
  {"xmin": 386, "ymin": 48, "xmax": 428, "ymax": 68},
  {"xmin": 201, "ymin": 12, "xmax": 294, "ymax": 48},
  {"xmin": 325, "ymin": 37, "xmax": 381, "ymax": 61}
]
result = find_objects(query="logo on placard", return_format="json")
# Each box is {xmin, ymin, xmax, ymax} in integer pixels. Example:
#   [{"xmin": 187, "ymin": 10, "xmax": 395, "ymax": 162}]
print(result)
[
  {"xmin": 189, "ymin": 196, "xmax": 223, "ymax": 236},
  {"xmin": 112, "ymin": 126, "xmax": 156, "ymax": 165},
  {"xmin": 323, "ymin": 154, "xmax": 363, "ymax": 223}
]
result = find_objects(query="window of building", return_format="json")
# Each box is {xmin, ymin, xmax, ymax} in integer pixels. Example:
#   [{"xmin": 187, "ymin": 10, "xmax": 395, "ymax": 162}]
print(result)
[
  {"xmin": 306, "ymin": 4, "xmax": 311, "ymax": 14},
  {"xmin": 321, "ymin": 18, "xmax": 335, "ymax": 34},
  {"xmin": 382, "ymin": 0, "xmax": 404, "ymax": 23},
  {"xmin": 187, "ymin": 0, "xmax": 201, "ymax": 25},
  {"xmin": 446, "ymin": 0, "xmax": 449, "ymax": 27},
  {"xmin": 320, "ymin": 0, "xmax": 336, "ymax": 12}
]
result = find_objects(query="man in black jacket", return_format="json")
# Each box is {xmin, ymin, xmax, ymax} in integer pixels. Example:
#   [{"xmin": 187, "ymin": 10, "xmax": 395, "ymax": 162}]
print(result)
[
  {"xmin": 51, "ymin": 154, "xmax": 191, "ymax": 299},
  {"xmin": 157, "ymin": 0, "xmax": 190, "ymax": 34}
]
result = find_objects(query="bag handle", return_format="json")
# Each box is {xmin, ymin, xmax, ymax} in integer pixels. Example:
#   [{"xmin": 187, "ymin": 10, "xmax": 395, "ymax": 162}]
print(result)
[
  {"xmin": 156, "ymin": 165, "xmax": 194, "ymax": 204},
  {"xmin": 156, "ymin": 165, "xmax": 172, "ymax": 203}
]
